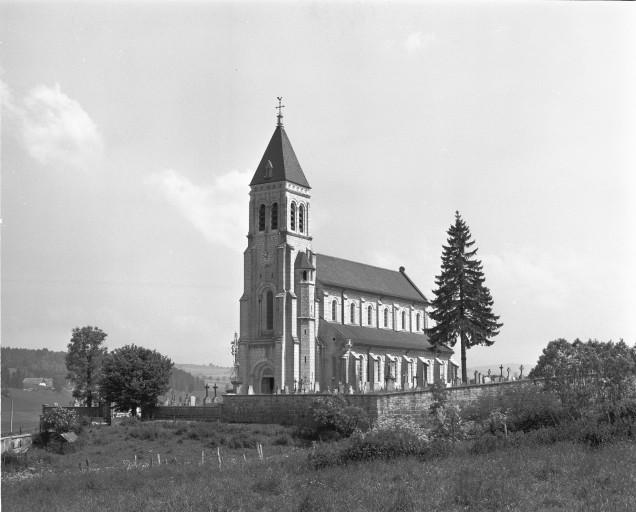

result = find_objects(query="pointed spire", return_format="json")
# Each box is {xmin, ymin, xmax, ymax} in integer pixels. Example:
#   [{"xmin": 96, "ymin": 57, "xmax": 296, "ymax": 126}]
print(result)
[{"xmin": 250, "ymin": 101, "xmax": 310, "ymax": 188}]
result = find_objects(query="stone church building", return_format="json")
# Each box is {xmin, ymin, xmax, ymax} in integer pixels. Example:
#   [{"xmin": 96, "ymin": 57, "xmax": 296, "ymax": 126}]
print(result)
[{"xmin": 237, "ymin": 110, "xmax": 457, "ymax": 394}]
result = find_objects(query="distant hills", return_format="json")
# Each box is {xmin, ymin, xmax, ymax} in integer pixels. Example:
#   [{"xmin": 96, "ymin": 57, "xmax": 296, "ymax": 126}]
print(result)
[
  {"xmin": 174, "ymin": 363, "xmax": 233, "ymax": 385},
  {"xmin": 1, "ymin": 347, "xmax": 208, "ymax": 395}
]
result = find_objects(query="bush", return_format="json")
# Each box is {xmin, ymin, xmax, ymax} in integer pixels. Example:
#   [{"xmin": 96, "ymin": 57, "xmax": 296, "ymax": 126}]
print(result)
[
  {"xmin": 462, "ymin": 385, "xmax": 565, "ymax": 433},
  {"xmin": 308, "ymin": 416, "xmax": 430, "ymax": 467},
  {"xmin": 309, "ymin": 396, "xmax": 369, "ymax": 438},
  {"xmin": 41, "ymin": 407, "xmax": 81, "ymax": 434}
]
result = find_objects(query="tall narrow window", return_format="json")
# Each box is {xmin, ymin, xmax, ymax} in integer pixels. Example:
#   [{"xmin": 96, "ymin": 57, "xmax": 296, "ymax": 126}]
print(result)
[
  {"xmin": 258, "ymin": 204, "xmax": 266, "ymax": 231},
  {"xmin": 266, "ymin": 291, "xmax": 273, "ymax": 330},
  {"xmin": 332, "ymin": 300, "xmax": 338, "ymax": 322},
  {"xmin": 416, "ymin": 313, "xmax": 420, "ymax": 332},
  {"xmin": 302, "ymin": 270, "xmax": 307, "ymax": 281},
  {"xmin": 350, "ymin": 302, "xmax": 355, "ymax": 324},
  {"xmin": 290, "ymin": 202, "xmax": 296, "ymax": 231},
  {"xmin": 271, "ymin": 203, "xmax": 278, "ymax": 230},
  {"xmin": 299, "ymin": 204, "xmax": 305, "ymax": 233},
  {"xmin": 383, "ymin": 308, "xmax": 388, "ymax": 328},
  {"xmin": 402, "ymin": 311, "xmax": 406, "ymax": 330},
  {"xmin": 367, "ymin": 305, "xmax": 373, "ymax": 326}
]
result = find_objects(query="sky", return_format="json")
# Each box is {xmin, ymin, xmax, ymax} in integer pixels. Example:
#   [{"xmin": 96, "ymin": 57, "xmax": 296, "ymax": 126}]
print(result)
[{"xmin": 1, "ymin": 2, "xmax": 635, "ymax": 368}]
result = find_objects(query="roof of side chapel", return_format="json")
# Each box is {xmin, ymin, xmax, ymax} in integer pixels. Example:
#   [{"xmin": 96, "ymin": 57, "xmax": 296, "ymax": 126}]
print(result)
[
  {"xmin": 250, "ymin": 125, "xmax": 310, "ymax": 188},
  {"xmin": 315, "ymin": 254, "xmax": 428, "ymax": 304}
]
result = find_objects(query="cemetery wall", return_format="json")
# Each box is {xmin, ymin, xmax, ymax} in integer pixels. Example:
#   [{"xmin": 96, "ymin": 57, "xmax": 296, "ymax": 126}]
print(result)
[
  {"xmin": 146, "ymin": 380, "xmax": 540, "ymax": 426},
  {"xmin": 221, "ymin": 380, "xmax": 538, "ymax": 426},
  {"xmin": 146, "ymin": 405, "xmax": 223, "ymax": 422}
]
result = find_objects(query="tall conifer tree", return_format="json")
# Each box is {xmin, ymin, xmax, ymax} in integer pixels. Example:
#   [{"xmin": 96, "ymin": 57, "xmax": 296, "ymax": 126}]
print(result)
[{"xmin": 429, "ymin": 212, "xmax": 502, "ymax": 383}]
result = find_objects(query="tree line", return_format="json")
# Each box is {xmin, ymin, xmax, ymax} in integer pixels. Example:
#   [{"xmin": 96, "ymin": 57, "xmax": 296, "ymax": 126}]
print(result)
[{"xmin": 1, "ymin": 347, "xmax": 67, "ymax": 390}]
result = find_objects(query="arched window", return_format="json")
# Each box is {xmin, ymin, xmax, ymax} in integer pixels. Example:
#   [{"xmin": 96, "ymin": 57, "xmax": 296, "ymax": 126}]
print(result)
[
  {"xmin": 290, "ymin": 202, "xmax": 296, "ymax": 231},
  {"xmin": 302, "ymin": 270, "xmax": 307, "ymax": 281},
  {"xmin": 367, "ymin": 305, "xmax": 373, "ymax": 326},
  {"xmin": 402, "ymin": 311, "xmax": 406, "ymax": 330},
  {"xmin": 383, "ymin": 308, "xmax": 388, "ymax": 328},
  {"xmin": 258, "ymin": 204, "xmax": 266, "ymax": 231},
  {"xmin": 299, "ymin": 204, "xmax": 305, "ymax": 233},
  {"xmin": 350, "ymin": 302, "xmax": 355, "ymax": 324},
  {"xmin": 416, "ymin": 313, "xmax": 421, "ymax": 332},
  {"xmin": 271, "ymin": 203, "xmax": 278, "ymax": 230},
  {"xmin": 331, "ymin": 300, "xmax": 338, "ymax": 322},
  {"xmin": 266, "ymin": 291, "xmax": 273, "ymax": 330}
]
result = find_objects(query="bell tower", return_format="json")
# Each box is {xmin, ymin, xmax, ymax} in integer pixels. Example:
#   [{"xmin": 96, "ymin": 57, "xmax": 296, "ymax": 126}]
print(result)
[{"xmin": 238, "ymin": 99, "xmax": 313, "ymax": 393}]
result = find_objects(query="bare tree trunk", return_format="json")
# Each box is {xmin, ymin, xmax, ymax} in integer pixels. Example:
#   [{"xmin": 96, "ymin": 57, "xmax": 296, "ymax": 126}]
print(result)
[{"xmin": 461, "ymin": 331, "xmax": 468, "ymax": 384}]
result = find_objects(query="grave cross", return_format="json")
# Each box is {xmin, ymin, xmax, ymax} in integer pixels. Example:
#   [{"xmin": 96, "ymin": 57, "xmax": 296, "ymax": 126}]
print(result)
[
  {"xmin": 204, "ymin": 383, "xmax": 210, "ymax": 402},
  {"xmin": 212, "ymin": 383, "xmax": 218, "ymax": 399}
]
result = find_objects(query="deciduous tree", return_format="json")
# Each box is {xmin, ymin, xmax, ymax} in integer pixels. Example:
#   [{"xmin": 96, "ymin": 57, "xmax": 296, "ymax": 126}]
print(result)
[
  {"xmin": 99, "ymin": 344, "xmax": 173, "ymax": 416},
  {"xmin": 66, "ymin": 326, "xmax": 108, "ymax": 406},
  {"xmin": 428, "ymin": 212, "xmax": 502, "ymax": 383}
]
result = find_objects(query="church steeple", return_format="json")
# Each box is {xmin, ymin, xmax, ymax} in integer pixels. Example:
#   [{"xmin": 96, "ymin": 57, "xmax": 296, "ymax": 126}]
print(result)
[{"xmin": 250, "ymin": 101, "xmax": 310, "ymax": 189}]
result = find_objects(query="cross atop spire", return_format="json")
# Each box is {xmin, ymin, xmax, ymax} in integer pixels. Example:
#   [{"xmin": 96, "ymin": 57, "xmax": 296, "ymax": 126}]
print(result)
[{"xmin": 276, "ymin": 96, "xmax": 285, "ymax": 126}]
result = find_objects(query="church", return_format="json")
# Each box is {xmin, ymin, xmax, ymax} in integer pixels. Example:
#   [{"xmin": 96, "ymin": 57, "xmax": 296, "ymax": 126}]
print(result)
[{"xmin": 236, "ymin": 105, "xmax": 457, "ymax": 394}]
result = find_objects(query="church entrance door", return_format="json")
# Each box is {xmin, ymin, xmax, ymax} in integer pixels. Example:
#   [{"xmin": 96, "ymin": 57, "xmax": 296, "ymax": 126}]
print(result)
[{"xmin": 261, "ymin": 377, "xmax": 275, "ymax": 394}]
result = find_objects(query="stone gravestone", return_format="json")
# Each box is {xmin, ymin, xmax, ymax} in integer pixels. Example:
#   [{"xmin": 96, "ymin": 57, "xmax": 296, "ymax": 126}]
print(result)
[{"xmin": 190, "ymin": 395, "xmax": 196, "ymax": 407}]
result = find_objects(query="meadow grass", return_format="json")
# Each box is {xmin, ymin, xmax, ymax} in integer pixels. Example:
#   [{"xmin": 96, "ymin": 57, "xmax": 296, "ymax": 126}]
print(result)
[{"xmin": 2, "ymin": 420, "xmax": 636, "ymax": 511}]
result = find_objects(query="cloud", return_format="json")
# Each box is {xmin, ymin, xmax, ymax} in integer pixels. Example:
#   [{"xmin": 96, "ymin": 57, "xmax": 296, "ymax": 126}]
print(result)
[
  {"xmin": 481, "ymin": 250, "xmax": 569, "ymax": 311},
  {"xmin": 10, "ymin": 83, "xmax": 103, "ymax": 170},
  {"xmin": 146, "ymin": 168, "xmax": 250, "ymax": 252},
  {"xmin": 403, "ymin": 31, "xmax": 437, "ymax": 54}
]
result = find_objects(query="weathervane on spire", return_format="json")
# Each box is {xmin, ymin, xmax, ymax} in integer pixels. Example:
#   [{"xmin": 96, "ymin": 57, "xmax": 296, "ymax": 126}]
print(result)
[{"xmin": 276, "ymin": 96, "xmax": 285, "ymax": 126}]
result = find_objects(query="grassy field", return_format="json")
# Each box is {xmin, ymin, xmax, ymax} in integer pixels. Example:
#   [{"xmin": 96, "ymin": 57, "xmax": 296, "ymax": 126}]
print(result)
[
  {"xmin": 1, "ymin": 388, "xmax": 74, "ymax": 435},
  {"xmin": 2, "ymin": 420, "xmax": 635, "ymax": 512}
]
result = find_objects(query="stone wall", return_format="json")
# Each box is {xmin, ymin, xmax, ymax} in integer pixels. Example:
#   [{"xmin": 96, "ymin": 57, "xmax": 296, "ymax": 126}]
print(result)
[
  {"xmin": 146, "ymin": 380, "xmax": 540, "ymax": 426},
  {"xmin": 146, "ymin": 405, "xmax": 223, "ymax": 422}
]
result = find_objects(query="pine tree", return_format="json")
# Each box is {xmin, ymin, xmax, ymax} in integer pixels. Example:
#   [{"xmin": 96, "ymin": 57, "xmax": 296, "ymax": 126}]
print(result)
[{"xmin": 429, "ymin": 212, "xmax": 502, "ymax": 383}]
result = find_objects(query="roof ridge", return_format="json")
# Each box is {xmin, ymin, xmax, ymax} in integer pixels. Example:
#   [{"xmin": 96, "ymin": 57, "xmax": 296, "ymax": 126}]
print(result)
[{"xmin": 316, "ymin": 253, "xmax": 404, "ymax": 275}]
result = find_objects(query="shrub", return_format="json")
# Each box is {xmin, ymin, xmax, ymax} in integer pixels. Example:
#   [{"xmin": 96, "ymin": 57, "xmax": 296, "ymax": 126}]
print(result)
[
  {"xmin": 41, "ymin": 407, "xmax": 81, "ymax": 434},
  {"xmin": 432, "ymin": 403, "xmax": 464, "ymax": 441},
  {"xmin": 308, "ymin": 416, "xmax": 430, "ymax": 467},
  {"xmin": 309, "ymin": 396, "xmax": 369, "ymax": 438}
]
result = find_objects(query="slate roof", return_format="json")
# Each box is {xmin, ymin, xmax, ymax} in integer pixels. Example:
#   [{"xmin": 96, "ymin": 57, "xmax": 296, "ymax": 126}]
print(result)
[
  {"xmin": 295, "ymin": 250, "xmax": 315, "ymax": 270},
  {"xmin": 318, "ymin": 321, "xmax": 452, "ymax": 353},
  {"xmin": 316, "ymin": 254, "xmax": 428, "ymax": 303},
  {"xmin": 250, "ymin": 125, "xmax": 310, "ymax": 188}
]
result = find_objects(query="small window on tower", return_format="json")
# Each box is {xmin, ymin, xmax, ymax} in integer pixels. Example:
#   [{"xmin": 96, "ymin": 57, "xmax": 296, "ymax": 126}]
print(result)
[
  {"xmin": 265, "ymin": 160, "xmax": 273, "ymax": 179},
  {"xmin": 402, "ymin": 311, "xmax": 406, "ymax": 330},
  {"xmin": 299, "ymin": 204, "xmax": 305, "ymax": 233},
  {"xmin": 367, "ymin": 305, "xmax": 373, "ymax": 326},
  {"xmin": 259, "ymin": 204, "xmax": 266, "ymax": 231},
  {"xmin": 271, "ymin": 203, "xmax": 278, "ymax": 230},
  {"xmin": 416, "ymin": 313, "xmax": 421, "ymax": 332},
  {"xmin": 350, "ymin": 302, "xmax": 355, "ymax": 324},
  {"xmin": 384, "ymin": 308, "xmax": 389, "ymax": 328},
  {"xmin": 266, "ymin": 291, "xmax": 273, "ymax": 330},
  {"xmin": 290, "ymin": 202, "xmax": 296, "ymax": 231},
  {"xmin": 302, "ymin": 271, "xmax": 307, "ymax": 281},
  {"xmin": 332, "ymin": 300, "xmax": 338, "ymax": 322}
]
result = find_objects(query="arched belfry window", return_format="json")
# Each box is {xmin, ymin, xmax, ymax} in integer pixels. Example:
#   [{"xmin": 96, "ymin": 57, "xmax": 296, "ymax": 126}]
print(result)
[
  {"xmin": 383, "ymin": 308, "xmax": 389, "ymax": 328},
  {"xmin": 402, "ymin": 311, "xmax": 406, "ymax": 330},
  {"xmin": 266, "ymin": 291, "xmax": 274, "ymax": 330},
  {"xmin": 258, "ymin": 204, "xmax": 266, "ymax": 232},
  {"xmin": 367, "ymin": 305, "xmax": 373, "ymax": 326},
  {"xmin": 332, "ymin": 300, "xmax": 338, "ymax": 322},
  {"xmin": 290, "ymin": 202, "xmax": 296, "ymax": 231},
  {"xmin": 299, "ymin": 204, "xmax": 305, "ymax": 233},
  {"xmin": 350, "ymin": 302, "xmax": 355, "ymax": 324},
  {"xmin": 271, "ymin": 203, "xmax": 278, "ymax": 230},
  {"xmin": 416, "ymin": 313, "xmax": 421, "ymax": 332}
]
